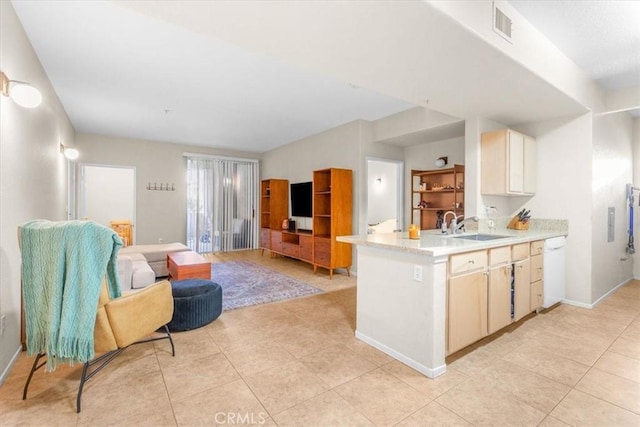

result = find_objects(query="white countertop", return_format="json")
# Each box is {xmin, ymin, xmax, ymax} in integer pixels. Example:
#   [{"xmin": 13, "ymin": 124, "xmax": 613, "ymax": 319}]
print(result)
[{"xmin": 337, "ymin": 228, "xmax": 567, "ymax": 257}]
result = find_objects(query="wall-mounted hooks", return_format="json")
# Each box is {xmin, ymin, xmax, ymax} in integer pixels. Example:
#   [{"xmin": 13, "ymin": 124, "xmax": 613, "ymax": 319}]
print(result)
[{"xmin": 147, "ymin": 182, "xmax": 175, "ymax": 191}]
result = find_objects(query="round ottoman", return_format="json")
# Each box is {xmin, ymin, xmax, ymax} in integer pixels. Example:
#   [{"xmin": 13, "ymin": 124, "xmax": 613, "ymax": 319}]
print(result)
[{"xmin": 167, "ymin": 279, "xmax": 223, "ymax": 331}]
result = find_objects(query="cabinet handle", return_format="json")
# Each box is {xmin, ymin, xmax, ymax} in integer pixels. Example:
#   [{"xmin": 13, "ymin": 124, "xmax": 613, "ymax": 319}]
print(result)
[{"xmin": 468, "ymin": 260, "xmax": 475, "ymax": 264}]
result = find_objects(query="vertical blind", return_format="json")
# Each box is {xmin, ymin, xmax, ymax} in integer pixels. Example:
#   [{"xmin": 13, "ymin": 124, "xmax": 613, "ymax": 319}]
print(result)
[{"xmin": 185, "ymin": 155, "xmax": 259, "ymax": 253}]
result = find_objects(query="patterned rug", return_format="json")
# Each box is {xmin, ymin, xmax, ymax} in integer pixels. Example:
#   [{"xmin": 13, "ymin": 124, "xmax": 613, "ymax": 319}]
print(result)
[{"xmin": 212, "ymin": 260, "xmax": 323, "ymax": 310}]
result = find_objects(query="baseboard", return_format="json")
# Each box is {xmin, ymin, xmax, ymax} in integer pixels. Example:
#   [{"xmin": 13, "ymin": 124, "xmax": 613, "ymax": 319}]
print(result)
[
  {"xmin": 355, "ymin": 330, "xmax": 446, "ymax": 379},
  {"xmin": 562, "ymin": 277, "xmax": 633, "ymax": 309},
  {"xmin": 0, "ymin": 345, "xmax": 22, "ymax": 386}
]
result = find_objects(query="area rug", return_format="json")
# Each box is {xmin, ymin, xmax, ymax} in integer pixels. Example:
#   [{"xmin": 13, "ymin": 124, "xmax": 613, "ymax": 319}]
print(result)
[{"xmin": 212, "ymin": 260, "xmax": 323, "ymax": 310}]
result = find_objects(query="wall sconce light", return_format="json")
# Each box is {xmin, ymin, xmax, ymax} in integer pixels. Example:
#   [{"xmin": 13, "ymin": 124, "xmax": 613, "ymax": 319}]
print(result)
[
  {"xmin": 60, "ymin": 143, "xmax": 79, "ymax": 160},
  {"xmin": 435, "ymin": 156, "xmax": 448, "ymax": 168},
  {"xmin": 1, "ymin": 71, "xmax": 42, "ymax": 108}
]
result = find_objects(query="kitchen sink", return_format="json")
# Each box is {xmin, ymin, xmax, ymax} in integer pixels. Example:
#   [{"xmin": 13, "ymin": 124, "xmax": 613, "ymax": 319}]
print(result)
[{"xmin": 451, "ymin": 233, "xmax": 511, "ymax": 241}]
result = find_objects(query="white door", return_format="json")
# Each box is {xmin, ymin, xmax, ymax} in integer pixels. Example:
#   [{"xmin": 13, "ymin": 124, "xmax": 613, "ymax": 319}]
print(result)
[{"xmin": 78, "ymin": 164, "xmax": 136, "ymax": 240}]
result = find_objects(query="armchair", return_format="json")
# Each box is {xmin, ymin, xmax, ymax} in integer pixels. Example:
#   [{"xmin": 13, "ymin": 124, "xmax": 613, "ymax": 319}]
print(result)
[{"xmin": 19, "ymin": 221, "xmax": 175, "ymax": 413}]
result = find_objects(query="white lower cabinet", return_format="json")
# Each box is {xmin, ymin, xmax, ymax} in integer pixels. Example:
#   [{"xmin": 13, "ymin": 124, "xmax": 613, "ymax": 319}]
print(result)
[
  {"xmin": 487, "ymin": 264, "xmax": 512, "ymax": 334},
  {"xmin": 448, "ymin": 241, "xmax": 542, "ymax": 355},
  {"xmin": 448, "ymin": 270, "xmax": 488, "ymax": 355},
  {"xmin": 513, "ymin": 259, "xmax": 531, "ymax": 322}
]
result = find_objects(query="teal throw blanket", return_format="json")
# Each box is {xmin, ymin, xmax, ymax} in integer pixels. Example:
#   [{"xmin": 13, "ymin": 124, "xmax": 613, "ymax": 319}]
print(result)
[{"xmin": 21, "ymin": 220, "xmax": 122, "ymax": 370}]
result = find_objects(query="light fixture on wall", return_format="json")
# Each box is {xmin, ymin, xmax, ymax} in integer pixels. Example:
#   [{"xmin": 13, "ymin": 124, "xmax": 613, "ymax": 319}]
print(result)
[
  {"xmin": 435, "ymin": 156, "xmax": 448, "ymax": 168},
  {"xmin": 1, "ymin": 71, "xmax": 42, "ymax": 108},
  {"xmin": 60, "ymin": 143, "xmax": 79, "ymax": 160}
]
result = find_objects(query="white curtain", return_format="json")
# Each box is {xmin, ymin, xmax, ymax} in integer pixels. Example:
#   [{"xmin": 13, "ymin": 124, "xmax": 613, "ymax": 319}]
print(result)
[{"xmin": 186, "ymin": 156, "xmax": 259, "ymax": 253}]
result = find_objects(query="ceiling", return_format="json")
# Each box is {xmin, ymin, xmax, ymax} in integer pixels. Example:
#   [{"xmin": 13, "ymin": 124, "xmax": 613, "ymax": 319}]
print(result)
[{"xmin": 11, "ymin": 1, "xmax": 640, "ymax": 153}]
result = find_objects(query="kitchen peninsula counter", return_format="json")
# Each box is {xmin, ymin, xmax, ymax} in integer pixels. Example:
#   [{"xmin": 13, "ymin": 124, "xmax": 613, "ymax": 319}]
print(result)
[{"xmin": 337, "ymin": 225, "xmax": 567, "ymax": 379}]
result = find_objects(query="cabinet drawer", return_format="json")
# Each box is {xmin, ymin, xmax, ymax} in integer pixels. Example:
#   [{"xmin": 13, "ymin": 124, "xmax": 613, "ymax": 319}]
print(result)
[
  {"xmin": 260, "ymin": 228, "xmax": 270, "ymax": 248},
  {"xmin": 530, "ymin": 280, "xmax": 543, "ymax": 311},
  {"xmin": 512, "ymin": 243, "xmax": 529, "ymax": 261},
  {"xmin": 314, "ymin": 237, "xmax": 331, "ymax": 252},
  {"xmin": 450, "ymin": 250, "xmax": 487, "ymax": 275},
  {"xmin": 530, "ymin": 254, "xmax": 543, "ymax": 282},
  {"xmin": 489, "ymin": 246, "xmax": 511, "ymax": 266},
  {"xmin": 282, "ymin": 242, "xmax": 299, "ymax": 258},
  {"xmin": 314, "ymin": 250, "xmax": 331, "ymax": 266},
  {"xmin": 530, "ymin": 240, "xmax": 544, "ymax": 256}
]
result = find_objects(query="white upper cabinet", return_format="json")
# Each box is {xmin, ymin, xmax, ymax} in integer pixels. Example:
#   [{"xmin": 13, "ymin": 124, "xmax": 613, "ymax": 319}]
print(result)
[{"xmin": 481, "ymin": 129, "xmax": 536, "ymax": 196}]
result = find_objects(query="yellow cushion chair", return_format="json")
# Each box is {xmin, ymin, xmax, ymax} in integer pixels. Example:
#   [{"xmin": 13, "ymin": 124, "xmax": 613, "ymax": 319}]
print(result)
[
  {"xmin": 19, "ymin": 224, "xmax": 175, "ymax": 413},
  {"xmin": 23, "ymin": 279, "xmax": 175, "ymax": 413}
]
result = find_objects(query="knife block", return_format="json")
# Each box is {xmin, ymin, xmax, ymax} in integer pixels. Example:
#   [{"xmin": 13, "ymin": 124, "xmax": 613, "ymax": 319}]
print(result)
[{"xmin": 507, "ymin": 216, "xmax": 529, "ymax": 230}]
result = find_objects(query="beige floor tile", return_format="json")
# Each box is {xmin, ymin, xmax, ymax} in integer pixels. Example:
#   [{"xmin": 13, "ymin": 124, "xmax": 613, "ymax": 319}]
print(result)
[
  {"xmin": 222, "ymin": 339, "xmax": 295, "ymax": 377},
  {"xmin": 381, "ymin": 360, "xmax": 468, "ymax": 400},
  {"xmin": 155, "ymin": 328, "xmax": 221, "ymax": 368},
  {"xmin": 334, "ymin": 368, "xmax": 431, "ymax": 426},
  {"xmin": 575, "ymin": 368, "xmax": 640, "ymax": 413},
  {"xmin": 551, "ymin": 389, "xmax": 640, "ymax": 426},
  {"xmin": 172, "ymin": 379, "xmax": 271, "ymax": 426},
  {"xmin": 0, "ymin": 389, "xmax": 80, "ymax": 425},
  {"xmin": 207, "ymin": 323, "xmax": 276, "ymax": 350},
  {"xmin": 474, "ymin": 360, "xmax": 571, "ymax": 413},
  {"xmin": 161, "ymin": 352, "xmax": 240, "ymax": 402},
  {"xmin": 78, "ymin": 371, "xmax": 171, "ymax": 424},
  {"xmin": 542, "ymin": 319, "xmax": 616, "ymax": 349},
  {"xmin": 502, "ymin": 341, "xmax": 590, "ymax": 386},
  {"xmin": 620, "ymin": 320, "xmax": 640, "ymax": 344},
  {"xmin": 537, "ymin": 415, "xmax": 572, "ymax": 426},
  {"xmin": 446, "ymin": 347, "xmax": 496, "ymax": 376},
  {"xmin": 594, "ymin": 350, "xmax": 640, "ymax": 382},
  {"xmin": 609, "ymin": 336, "xmax": 640, "ymax": 360},
  {"xmin": 435, "ymin": 377, "xmax": 546, "ymax": 426},
  {"xmin": 396, "ymin": 401, "xmax": 472, "ymax": 426},
  {"xmin": 269, "ymin": 324, "xmax": 341, "ymax": 359},
  {"xmin": 0, "ymin": 360, "xmax": 82, "ymax": 402},
  {"xmin": 559, "ymin": 309, "xmax": 632, "ymax": 337},
  {"xmin": 272, "ymin": 390, "xmax": 373, "ymax": 426},
  {"xmin": 300, "ymin": 344, "xmax": 377, "ymax": 387},
  {"xmin": 80, "ymin": 405, "xmax": 177, "ymax": 426},
  {"xmin": 531, "ymin": 330, "xmax": 608, "ymax": 366},
  {"xmin": 339, "ymin": 337, "xmax": 395, "ymax": 366},
  {"xmin": 244, "ymin": 360, "xmax": 330, "ymax": 414}
]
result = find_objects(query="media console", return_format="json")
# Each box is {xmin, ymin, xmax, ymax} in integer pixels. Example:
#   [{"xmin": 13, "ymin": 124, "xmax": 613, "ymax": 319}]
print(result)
[{"xmin": 260, "ymin": 168, "xmax": 353, "ymax": 279}]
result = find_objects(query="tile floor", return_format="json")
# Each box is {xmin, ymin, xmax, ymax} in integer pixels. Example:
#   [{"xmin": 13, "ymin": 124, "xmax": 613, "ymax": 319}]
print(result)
[{"xmin": 1, "ymin": 250, "xmax": 639, "ymax": 426}]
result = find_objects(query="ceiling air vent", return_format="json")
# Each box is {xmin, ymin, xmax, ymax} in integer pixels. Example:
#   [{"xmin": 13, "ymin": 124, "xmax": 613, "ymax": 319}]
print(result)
[{"xmin": 493, "ymin": 3, "xmax": 512, "ymax": 42}]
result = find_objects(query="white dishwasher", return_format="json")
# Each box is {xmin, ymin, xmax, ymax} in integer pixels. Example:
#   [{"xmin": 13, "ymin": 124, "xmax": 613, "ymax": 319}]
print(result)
[{"xmin": 543, "ymin": 236, "xmax": 566, "ymax": 308}]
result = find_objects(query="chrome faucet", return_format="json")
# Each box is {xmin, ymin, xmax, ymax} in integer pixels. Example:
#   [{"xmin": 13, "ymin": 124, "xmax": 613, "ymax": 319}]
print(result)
[
  {"xmin": 442, "ymin": 211, "xmax": 458, "ymax": 234},
  {"xmin": 454, "ymin": 216, "xmax": 479, "ymax": 234}
]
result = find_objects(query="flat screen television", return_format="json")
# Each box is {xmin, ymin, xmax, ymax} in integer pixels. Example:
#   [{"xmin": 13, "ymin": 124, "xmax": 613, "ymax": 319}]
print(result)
[{"xmin": 290, "ymin": 181, "xmax": 312, "ymax": 217}]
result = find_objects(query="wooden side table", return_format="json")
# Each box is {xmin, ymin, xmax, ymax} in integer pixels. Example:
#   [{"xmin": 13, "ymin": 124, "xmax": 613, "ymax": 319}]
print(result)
[{"xmin": 167, "ymin": 251, "xmax": 211, "ymax": 280}]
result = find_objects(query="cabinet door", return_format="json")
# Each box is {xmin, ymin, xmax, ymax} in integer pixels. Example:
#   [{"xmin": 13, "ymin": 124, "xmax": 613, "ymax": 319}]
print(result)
[
  {"xmin": 508, "ymin": 131, "xmax": 524, "ymax": 193},
  {"xmin": 448, "ymin": 271, "xmax": 488, "ymax": 354},
  {"xmin": 513, "ymin": 259, "xmax": 531, "ymax": 322},
  {"xmin": 530, "ymin": 254, "xmax": 543, "ymax": 283},
  {"xmin": 488, "ymin": 265, "xmax": 512, "ymax": 334},
  {"xmin": 530, "ymin": 280, "xmax": 543, "ymax": 311},
  {"xmin": 523, "ymin": 136, "xmax": 536, "ymax": 194}
]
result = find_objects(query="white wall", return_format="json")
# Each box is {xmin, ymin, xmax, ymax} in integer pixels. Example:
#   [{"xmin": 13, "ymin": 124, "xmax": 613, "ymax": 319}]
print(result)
[
  {"xmin": 80, "ymin": 165, "xmax": 135, "ymax": 230},
  {"xmin": 367, "ymin": 160, "xmax": 399, "ymax": 225},
  {"xmin": 590, "ymin": 112, "xmax": 634, "ymax": 301},
  {"xmin": 76, "ymin": 134, "xmax": 259, "ymax": 245},
  {"xmin": 0, "ymin": 1, "xmax": 76, "ymax": 383},
  {"xmin": 261, "ymin": 120, "xmax": 362, "ymax": 232},
  {"xmin": 519, "ymin": 114, "xmax": 594, "ymax": 305},
  {"xmin": 632, "ymin": 117, "xmax": 640, "ymax": 278}
]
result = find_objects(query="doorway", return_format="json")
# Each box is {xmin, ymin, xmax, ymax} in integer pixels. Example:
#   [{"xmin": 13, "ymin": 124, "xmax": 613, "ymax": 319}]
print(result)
[
  {"xmin": 78, "ymin": 164, "xmax": 136, "ymax": 243},
  {"xmin": 366, "ymin": 158, "xmax": 404, "ymax": 233}
]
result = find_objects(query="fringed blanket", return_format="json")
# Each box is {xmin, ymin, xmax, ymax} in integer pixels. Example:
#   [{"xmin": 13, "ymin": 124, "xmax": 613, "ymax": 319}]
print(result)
[{"xmin": 20, "ymin": 220, "xmax": 122, "ymax": 370}]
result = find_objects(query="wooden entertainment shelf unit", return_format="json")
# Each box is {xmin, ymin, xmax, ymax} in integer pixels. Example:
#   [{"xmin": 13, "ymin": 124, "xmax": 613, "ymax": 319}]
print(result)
[{"xmin": 260, "ymin": 168, "xmax": 353, "ymax": 279}]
